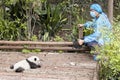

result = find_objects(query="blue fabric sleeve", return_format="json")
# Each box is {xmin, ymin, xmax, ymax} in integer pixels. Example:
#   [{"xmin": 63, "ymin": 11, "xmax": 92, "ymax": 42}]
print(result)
[
  {"xmin": 84, "ymin": 31, "xmax": 101, "ymax": 42},
  {"xmin": 84, "ymin": 21, "xmax": 93, "ymax": 28}
]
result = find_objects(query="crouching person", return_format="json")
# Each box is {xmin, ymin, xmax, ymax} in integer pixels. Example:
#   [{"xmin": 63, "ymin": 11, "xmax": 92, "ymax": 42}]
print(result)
[{"xmin": 74, "ymin": 3, "xmax": 112, "ymax": 61}]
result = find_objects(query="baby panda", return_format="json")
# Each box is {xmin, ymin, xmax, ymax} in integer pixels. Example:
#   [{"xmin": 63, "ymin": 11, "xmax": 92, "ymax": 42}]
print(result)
[{"xmin": 10, "ymin": 56, "xmax": 41, "ymax": 73}]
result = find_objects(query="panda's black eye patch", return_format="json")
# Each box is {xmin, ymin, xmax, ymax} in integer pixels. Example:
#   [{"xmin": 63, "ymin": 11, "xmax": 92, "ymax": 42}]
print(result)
[{"xmin": 34, "ymin": 58, "xmax": 37, "ymax": 61}]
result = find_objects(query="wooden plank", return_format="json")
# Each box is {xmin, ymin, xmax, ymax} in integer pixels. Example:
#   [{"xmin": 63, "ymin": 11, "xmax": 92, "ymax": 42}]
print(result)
[
  {"xmin": 79, "ymin": 26, "xmax": 83, "ymax": 39},
  {"xmin": 0, "ymin": 46, "xmax": 90, "ymax": 51},
  {"xmin": 0, "ymin": 41, "xmax": 73, "ymax": 45},
  {"xmin": 0, "ymin": 41, "xmax": 91, "ymax": 51}
]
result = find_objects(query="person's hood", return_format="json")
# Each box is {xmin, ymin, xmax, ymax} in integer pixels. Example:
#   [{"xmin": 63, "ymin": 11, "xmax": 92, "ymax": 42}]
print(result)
[{"xmin": 90, "ymin": 4, "xmax": 102, "ymax": 13}]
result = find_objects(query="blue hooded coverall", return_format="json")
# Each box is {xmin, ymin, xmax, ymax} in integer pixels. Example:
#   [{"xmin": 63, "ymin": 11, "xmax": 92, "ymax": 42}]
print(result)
[{"xmin": 83, "ymin": 4, "xmax": 112, "ymax": 46}]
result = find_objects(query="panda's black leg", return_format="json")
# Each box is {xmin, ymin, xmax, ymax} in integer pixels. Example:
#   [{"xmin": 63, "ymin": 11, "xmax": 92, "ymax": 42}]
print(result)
[
  {"xmin": 37, "ymin": 65, "xmax": 41, "ymax": 68},
  {"xmin": 10, "ymin": 65, "xmax": 14, "ymax": 69},
  {"xmin": 15, "ymin": 67, "xmax": 25, "ymax": 72}
]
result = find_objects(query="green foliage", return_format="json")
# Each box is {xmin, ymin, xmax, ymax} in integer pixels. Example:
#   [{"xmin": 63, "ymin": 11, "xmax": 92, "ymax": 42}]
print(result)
[
  {"xmin": 22, "ymin": 49, "xmax": 41, "ymax": 54},
  {"xmin": 31, "ymin": 35, "xmax": 38, "ymax": 41},
  {"xmin": 54, "ymin": 35, "xmax": 64, "ymax": 42},
  {"xmin": 42, "ymin": 32, "xmax": 49, "ymax": 41},
  {"xmin": 58, "ymin": 50, "xmax": 64, "ymax": 54},
  {"xmin": 22, "ymin": 49, "xmax": 31, "ymax": 54},
  {"xmin": 71, "ymin": 15, "xmax": 86, "ymax": 40},
  {"xmin": 35, "ymin": 3, "xmax": 67, "ymax": 41},
  {"xmin": 31, "ymin": 49, "xmax": 41, "ymax": 53},
  {"xmin": 97, "ymin": 18, "xmax": 120, "ymax": 80},
  {"xmin": 0, "ymin": 0, "xmax": 120, "ymax": 41},
  {"xmin": 22, "ymin": 48, "xmax": 41, "ymax": 54},
  {"xmin": 0, "ymin": 18, "xmax": 27, "ymax": 40},
  {"xmin": 114, "ymin": 0, "xmax": 120, "ymax": 17}
]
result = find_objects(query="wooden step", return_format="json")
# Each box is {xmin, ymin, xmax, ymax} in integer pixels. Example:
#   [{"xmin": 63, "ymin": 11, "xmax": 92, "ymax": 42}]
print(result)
[
  {"xmin": 0, "ymin": 41, "xmax": 90, "ymax": 51},
  {"xmin": 0, "ymin": 46, "xmax": 90, "ymax": 51},
  {"xmin": 0, "ymin": 41, "xmax": 73, "ymax": 45}
]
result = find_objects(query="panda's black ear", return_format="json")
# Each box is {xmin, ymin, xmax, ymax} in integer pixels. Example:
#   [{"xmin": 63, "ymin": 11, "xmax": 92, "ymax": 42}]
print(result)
[{"xmin": 34, "ymin": 58, "xmax": 37, "ymax": 61}]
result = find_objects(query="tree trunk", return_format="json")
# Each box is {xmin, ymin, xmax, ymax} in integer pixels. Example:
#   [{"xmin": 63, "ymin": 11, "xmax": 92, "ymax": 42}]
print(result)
[
  {"xmin": 108, "ymin": 0, "xmax": 113, "ymax": 23},
  {"xmin": 27, "ymin": 3, "xmax": 32, "ymax": 40},
  {"xmin": 2, "ymin": 0, "xmax": 5, "ymax": 19}
]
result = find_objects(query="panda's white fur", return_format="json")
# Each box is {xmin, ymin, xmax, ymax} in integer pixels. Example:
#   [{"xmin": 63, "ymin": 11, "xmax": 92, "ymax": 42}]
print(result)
[{"xmin": 10, "ymin": 56, "xmax": 41, "ymax": 72}]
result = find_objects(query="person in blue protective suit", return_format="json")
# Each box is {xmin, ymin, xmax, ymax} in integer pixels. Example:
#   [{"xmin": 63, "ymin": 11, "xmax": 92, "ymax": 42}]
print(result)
[{"xmin": 75, "ymin": 3, "xmax": 112, "ymax": 60}]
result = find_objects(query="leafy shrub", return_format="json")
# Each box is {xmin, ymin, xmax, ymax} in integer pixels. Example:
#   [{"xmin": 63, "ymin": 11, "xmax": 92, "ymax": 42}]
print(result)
[
  {"xmin": 54, "ymin": 35, "xmax": 64, "ymax": 42},
  {"xmin": 35, "ymin": 3, "xmax": 67, "ymax": 41},
  {"xmin": 0, "ymin": 18, "xmax": 27, "ymax": 40},
  {"xmin": 98, "ymin": 18, "xmax": 120, "ymax": 80}
]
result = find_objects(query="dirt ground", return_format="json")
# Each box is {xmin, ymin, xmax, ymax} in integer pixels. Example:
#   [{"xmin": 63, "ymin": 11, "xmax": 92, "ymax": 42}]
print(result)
[{"xmin": 0, "ymin": 52, "xmax": 97, "ymax": 80}]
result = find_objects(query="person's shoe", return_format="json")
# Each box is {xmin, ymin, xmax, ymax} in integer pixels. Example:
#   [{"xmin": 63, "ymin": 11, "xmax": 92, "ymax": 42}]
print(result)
[
  {"xmin": 93, "ymin": 54, "xmax": 100, "ymax": 61},
  {"xmin": 73, "ymin": 40, "xmax": 82, "ymax": 49}
]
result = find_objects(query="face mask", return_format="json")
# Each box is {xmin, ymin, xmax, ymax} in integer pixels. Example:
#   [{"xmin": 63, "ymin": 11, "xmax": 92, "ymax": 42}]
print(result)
[{"xmin": 90, "ymin": 11, "xmax": 96, "ymax": 18}]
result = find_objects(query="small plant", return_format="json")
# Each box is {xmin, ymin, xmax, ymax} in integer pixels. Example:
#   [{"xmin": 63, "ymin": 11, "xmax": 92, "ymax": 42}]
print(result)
[
  {"xmin": 22, "ymin": 49, "xmax": 31, "ymax": 54},
  {"xmin": 54, "ymin": 35, "xmax": 64, "ymax": 42},
  {"xmin": 0, "ymin": 18, "xmax": 27, "ymax": 40},
  {"xmin": 31, "ymin": 35, "xmax": 38, "ymax": 41},
  {"xmin": 32, "ymin": 49, "xmax": 41, "ymax": 53},
  {"xmin": 22, "ymin": 48, "xmax": 41, "ymax": 54},
  {"xmin": 58, "ymin": 50, "xmax": 63, "ymax": 53},
  {"xmin": 22, "ymin": 44, "xmax": 41, "ymax": 53},
  {"xmin": 42, "ymin": 32, "xmax": 49, "ymax": 41}
]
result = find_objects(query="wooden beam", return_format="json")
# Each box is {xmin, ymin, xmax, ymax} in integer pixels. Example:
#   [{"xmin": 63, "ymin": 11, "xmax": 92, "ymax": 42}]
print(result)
[
  {"xmin": 0, "ymin": 46, "xmax": 90, "ymax": 51},
  {"xmin": 0, "ymin": 41, "xmax": 73, "ymax": 45},
  {"xmin": 0, "ymin": 41, "xmax": 91, "ymax": 52},
  {"xmin": 79, "ymin": 26, "xmax": 83, "ymax": 39}
]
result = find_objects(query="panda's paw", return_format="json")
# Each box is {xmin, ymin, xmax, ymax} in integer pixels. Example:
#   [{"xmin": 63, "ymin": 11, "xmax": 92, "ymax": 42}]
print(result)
[
  {"xmin": 10, "ymin": 65, "xmax": 14, "ymax": 69},
  {"xmin": 37, "ymin": 65, "xmax": 41, "ymax": 68},
  {"xmin": 15, "ymin": 67, "xmax": 25, "ymax": 73}
]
